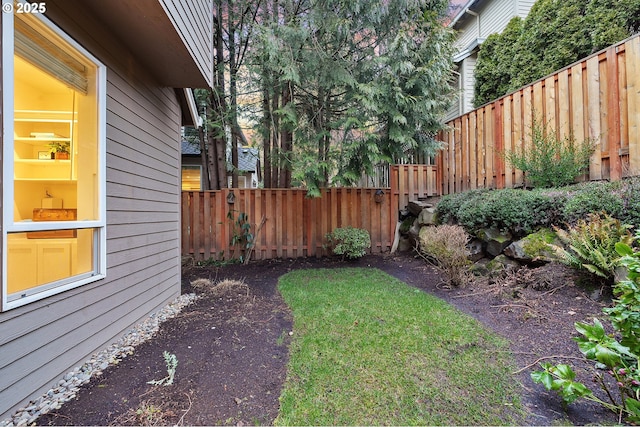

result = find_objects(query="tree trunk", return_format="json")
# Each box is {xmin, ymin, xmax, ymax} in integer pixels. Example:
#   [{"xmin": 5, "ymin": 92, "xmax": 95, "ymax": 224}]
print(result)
[
  {"xmin": 262, "ymin": 86, "xmax": 273, "ymax": 189},
  {"xmin": 279, "ymin": 81, "xmax": 292, "ymax": 188},
  {"xmin": 229, "ymin": 6, "xmax": 239, "ymax": 188}
]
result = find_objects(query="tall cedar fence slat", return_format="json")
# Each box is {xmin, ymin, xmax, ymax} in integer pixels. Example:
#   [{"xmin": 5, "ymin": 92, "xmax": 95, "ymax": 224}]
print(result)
[
  {"xmin": 436, "ymin": 34, "xmax": 640, "ymax": 194},
  {"xmin": 182, "ymin": 165, "xmax": 439, "ymax": 261}
]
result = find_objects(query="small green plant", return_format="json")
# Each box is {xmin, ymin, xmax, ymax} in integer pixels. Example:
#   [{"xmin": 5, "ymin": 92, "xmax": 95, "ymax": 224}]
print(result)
[
  {"xmin": 147, "ymin": 351, "xmax": 178, "ymax": 386},
  {"xmin": 417, "ymin": 224, "xmax": 471, "ymax": 286},
  {"xmin": 503, "ymin": 118, "xmax": 596, "ymax": 189},
  {"xmin": 532, "ymin": 232, "xmax": 640, "ymax": 424},
  {"xmin": 134, "ymin": 403, "xmax": 164, "ymax": 425},
  {"xmin": 325, "ymin": 227, "xmax": 371, "ymax": 259},
  {"xmin": 550, "ymin": 212, "xmax": 633, "ymax": 281},
  {"xmin": 227, "ymin": 210, "xmax": 253, "ymax": 263},
  {"xmin": 48, "ymin": 141, "xmax": 70, "ymax": 154}
]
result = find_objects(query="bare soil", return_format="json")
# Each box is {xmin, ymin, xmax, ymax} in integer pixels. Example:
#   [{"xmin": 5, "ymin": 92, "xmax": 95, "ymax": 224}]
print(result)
[{"xmin": 37, "ymin": 253, "xmax": 620, "ymax": 426}]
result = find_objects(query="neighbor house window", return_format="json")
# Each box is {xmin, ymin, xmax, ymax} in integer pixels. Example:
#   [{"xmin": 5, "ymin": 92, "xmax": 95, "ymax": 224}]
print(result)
[
  {"xmin": 2, "ymin": 8, "xmax": 106, "ymax": 310},
  {"xmin": 181, "ymin": 165, "xmax": 201, "ymax": 190}
]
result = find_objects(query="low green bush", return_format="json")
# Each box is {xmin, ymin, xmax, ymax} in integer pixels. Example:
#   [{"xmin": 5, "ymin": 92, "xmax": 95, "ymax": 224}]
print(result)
[
  {"xmin": 325, "ymin": 227, "xmax": 371, "ymax": 260},
  {"xmin": 562, "ymin": 181, "xmax": 624, "ymax": 224},
  {"xmin": 436, "ymin": 177, "xmax": 640, "ymax": 237},
  {"xmin": 437, "ymin": 188, "xmax": 564, "ymax": 237}
]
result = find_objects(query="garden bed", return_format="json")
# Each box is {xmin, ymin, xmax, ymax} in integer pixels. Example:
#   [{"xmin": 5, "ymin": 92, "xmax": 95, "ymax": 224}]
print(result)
[{"xmin": 36, "ymin": 253, "xmax": 618, "ymax": 426}]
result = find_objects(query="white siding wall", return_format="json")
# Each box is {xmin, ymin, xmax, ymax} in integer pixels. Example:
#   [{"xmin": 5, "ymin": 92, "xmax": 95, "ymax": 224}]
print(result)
[
  {"xmin": 479, "ymin": 0, "xmax": 516, "ymax": 38},
  {"xmin": 454, "ymin": 16, "xmax": 479, "ymax": 52},
  {"xmin": 0, "ymin": 4, "xmax": 184, "ymax": 418},
  {"xmin": 461, "ymin": 54, "xmax": 478, "ymax": 114},
  {"xmin": 517, "ymin": 0, "xmax": 537, "ymax": 18}
]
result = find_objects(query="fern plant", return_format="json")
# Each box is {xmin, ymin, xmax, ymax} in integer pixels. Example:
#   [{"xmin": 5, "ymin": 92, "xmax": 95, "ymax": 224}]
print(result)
[{"xmin": 550, "ymin": 212, "xmax": 633, "ymax": 281}]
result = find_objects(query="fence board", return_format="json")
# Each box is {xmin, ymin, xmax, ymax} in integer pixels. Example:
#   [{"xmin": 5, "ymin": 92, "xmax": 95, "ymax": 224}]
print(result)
[
  {"xmin": 437, "ymin": 34, "xmax": 640, "ymax": 194},
  {"xmin": 182, "ymin": 164, "xmax": 438, "ymax": 260}
]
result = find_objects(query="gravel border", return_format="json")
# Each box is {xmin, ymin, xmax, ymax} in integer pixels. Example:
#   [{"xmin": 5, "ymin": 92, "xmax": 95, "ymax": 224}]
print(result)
[{"xmin": 1, "ymin": 293, "xmax": 199, "ymax": 427}]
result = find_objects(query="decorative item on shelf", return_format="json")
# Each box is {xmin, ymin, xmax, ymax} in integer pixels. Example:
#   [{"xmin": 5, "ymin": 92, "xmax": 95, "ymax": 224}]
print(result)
[
  {"xmin": 38, "ymin": 151, "xmax": 50, "ymax": 160},
  {"xmin": 374, "ymin": 188, "xmax": 385, "ymax": 203},
  {"xmin": 227, "ymin": 190, "xmax": 236, "ymax": 204},
  {"xmin": 49, "ymin": 141, "xmax": 70, "ymax": 160}
]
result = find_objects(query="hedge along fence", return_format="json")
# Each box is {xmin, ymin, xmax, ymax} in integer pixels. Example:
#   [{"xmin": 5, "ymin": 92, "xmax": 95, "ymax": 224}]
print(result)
[
  {"xmin": 436, "ymin": 34, "xmax": 640, "ymax": 195},
  {"xmin": 182, "ymin": 165, "xmax": 439, "ymax": 261}
]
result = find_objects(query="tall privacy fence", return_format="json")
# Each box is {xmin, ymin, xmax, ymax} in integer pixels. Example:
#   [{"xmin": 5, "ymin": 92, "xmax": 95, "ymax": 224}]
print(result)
[
  {"xmin": 436, "ymin": 34, "xmax": 640, "ymax": 195},
  {"xmin": 182, "ymin": 165, "xmax": 438, "ymax": 261}
]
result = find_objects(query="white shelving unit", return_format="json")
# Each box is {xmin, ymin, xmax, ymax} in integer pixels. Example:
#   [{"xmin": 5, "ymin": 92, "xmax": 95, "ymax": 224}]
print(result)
[{"xmin": 13, "ymin": 110, "xmax": 75, "ymax": 182}]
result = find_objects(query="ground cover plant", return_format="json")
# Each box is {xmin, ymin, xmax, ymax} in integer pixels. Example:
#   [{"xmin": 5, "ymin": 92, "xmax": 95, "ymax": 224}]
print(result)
[
  {"xmin": 275, "ymin": 268, "xmax": 523, "ymax": 425},
  {"xmin": 532, "ymin": 231, "xmax": 640, "ymax": 423}
]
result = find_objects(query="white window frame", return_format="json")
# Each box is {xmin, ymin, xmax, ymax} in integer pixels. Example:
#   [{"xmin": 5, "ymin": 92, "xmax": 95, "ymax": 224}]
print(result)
[{"xmin": 2, "ymin": 8, "xmax": 107, "ymax": 311}]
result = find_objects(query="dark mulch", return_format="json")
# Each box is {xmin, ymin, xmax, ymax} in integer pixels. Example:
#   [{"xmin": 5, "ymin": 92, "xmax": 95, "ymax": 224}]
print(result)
[{"xmin": 37, "ymin": 253, "xmax": 620, "ymax": 426}]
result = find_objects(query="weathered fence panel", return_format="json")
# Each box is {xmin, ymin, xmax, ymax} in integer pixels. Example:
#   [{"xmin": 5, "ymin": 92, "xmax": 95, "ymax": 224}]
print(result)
[
  {"xmin": 182, "ymin": 188, "xmax": 395, "ymax": 261},
  {"xmin": 182, "ymin": 164, "xmax": 439, "ymax": 261},
  {"xmin": 437, "ymin": 34, "xmax": 640, "ymax": 195}
]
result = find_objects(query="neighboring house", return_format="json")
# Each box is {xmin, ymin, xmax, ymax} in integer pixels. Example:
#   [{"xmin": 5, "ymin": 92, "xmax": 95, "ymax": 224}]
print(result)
[
  {"xmin": 445, "ymin": 0, "xmax": 535, "ymax": 121},
  {"xmin": 181, "ymin": 141, "xmax": 260, "ymax": 190},
  {"xmin": 1, "ymin": 0, "xmax": 212, "ymax": 419}
]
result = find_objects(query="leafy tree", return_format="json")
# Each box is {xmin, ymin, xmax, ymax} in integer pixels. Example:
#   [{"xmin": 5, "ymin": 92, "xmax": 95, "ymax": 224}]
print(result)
[
  {"xmin": 251, "ymin": 0, "xmax": 455, "ymax": 195},
  {"xmin": 473, "ymin": 0, "xmax": 640, "ymax": 106}
]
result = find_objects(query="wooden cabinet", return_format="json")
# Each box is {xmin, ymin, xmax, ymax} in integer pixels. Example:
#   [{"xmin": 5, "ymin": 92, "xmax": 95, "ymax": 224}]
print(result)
[
  {"xmin": 7, "ymin": 237, "xmax": 78, "ymax": 294},
  {"xmin": 13, "ymin": 110, "xmax": 75, "ymax": 182}
]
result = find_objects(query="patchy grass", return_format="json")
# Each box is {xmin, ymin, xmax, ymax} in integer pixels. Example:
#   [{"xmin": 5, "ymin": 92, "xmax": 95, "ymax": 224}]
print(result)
[{"xmin": 276, "ymin": 268, "xmax": 524, "ymax": 426}]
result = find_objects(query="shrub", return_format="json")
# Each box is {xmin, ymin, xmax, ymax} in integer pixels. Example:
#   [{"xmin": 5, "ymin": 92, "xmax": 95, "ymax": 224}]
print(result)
[
  {"xmin": 325, "ymin": 227, "xmax": 371, "ymax": 260},
  {"xmin": 550, "ymin": 212, "xmax": 633, "ymax": 281},
  {"xmin": 503, "ymin": 118, "xmax": 596, "ymax": 189},
  {"xmin": 435, "ymin": 188, "xmax": 491, "ymax": 226},
  {"xmin": 532, "ymin": 232, "xmax": 640, "ymax": 424},
  {"xmin": 562, "ymin": 181, "xmax": 624, "ymax": 224},
  {"xmin": 418, "ymin": 225, "xmax": 471, "ymax": 287},
  {"xmin": 447, "ymin": 188, "xmax": 563, "ymax": 237}
]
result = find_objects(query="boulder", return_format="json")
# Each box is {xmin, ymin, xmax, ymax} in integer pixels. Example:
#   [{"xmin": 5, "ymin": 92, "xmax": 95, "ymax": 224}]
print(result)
[
  {"xmin": 504, "ymin": 228, "xmax": 557, "ymax": 264},
  {"xmin": 417, "ymin": 207, "xmax": 437, "ymax": 226},
  {"xmin": 398, "ymin": 236, "xmax": 414, "ymax": 252},
  {"xmin": 477, "ymin": 228, "xmax": 513, "ymax": 257},
  {"xmin": 407, "ymin": 200, "xmax": 433, "ymax": 216},
  {"xmin": 486, "ymin": 254, "xmax": 520, "ymax": 276},
  {"xmin": 467, "ymin": 238, "xmax": 485, "ymax": 262}
]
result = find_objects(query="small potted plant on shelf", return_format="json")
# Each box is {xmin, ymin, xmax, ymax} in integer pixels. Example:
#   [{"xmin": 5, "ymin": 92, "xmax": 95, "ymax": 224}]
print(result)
[{"xmin": 49, "ymin": 141, "xmax": 70, "ymax": 160}]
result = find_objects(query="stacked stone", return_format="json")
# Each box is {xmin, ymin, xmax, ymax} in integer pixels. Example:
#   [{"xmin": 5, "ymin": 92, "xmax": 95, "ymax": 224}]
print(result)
[{"xmin": 1, "ymin": 293, "xmax": 199, "ymax": 427}]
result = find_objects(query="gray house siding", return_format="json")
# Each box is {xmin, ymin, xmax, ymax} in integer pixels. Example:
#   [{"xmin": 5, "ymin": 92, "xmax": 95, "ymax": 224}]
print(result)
[
  {"xmin": 161, "ymin": 0, "xmax": 213, "ymax": 87},
  {"xmin": 0, "ymin": 2, "xmax": 193, "ymax": 418}
]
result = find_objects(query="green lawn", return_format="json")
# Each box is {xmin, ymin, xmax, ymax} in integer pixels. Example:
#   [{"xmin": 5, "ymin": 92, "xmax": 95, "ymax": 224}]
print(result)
[{"xmin": 275, "ymin": 268, "xmax": 524, "ymax": 426}]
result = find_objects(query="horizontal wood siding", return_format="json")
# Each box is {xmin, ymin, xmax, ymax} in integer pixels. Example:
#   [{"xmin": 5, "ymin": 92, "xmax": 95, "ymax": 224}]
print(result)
[
  {"xmin": 479, "ymin": 0, "xmax": 516, "ymax": 38},
  {"xmin": 517, "ymin": 0, "xmax": 536, "ymax": 18},
  {"xmin": 0, "ymin": 3, "xmax": 184, "ymax": 419},
  {"xmin": 161, "ymin": 0, "xmax": 213, "ymax": 88},
  {"xmin": 437, "ymin": 34, "xmax": 640, "ymax": 194}
]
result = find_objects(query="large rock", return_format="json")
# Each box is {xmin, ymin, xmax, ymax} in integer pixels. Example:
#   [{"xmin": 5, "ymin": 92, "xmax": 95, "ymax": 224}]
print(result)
[
  {"xmin": 407, "ymin": 200, "xmax": 433, "ymax": 216},
  {"xmin": 467, "ymin": 238, "xmax": 485, "ymax": 262},
  {"xmin": 486, "ymin": 254, "xmax": 520, "ymax": 276},
  {"xmin": 504, "ymin": 229, "xmax": 557, "ymax": 264},
  {"xmin": 477, "ymin": 228, "xmax": 513, "ymax": 257},
  {"xmin": 417, "ymin": 207, "xmax": 437, "ymax": 226}
]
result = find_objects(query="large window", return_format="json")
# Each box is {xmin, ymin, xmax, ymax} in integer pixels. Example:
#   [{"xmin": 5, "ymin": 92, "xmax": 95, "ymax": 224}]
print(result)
[{"xmin": 2, "ymin": 8, "xmax": 106, "ymax": 310}]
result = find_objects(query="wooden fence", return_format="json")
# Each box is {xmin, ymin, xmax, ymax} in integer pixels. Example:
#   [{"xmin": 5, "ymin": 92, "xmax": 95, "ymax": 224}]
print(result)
[
  {"xmin": 182, "ymin": 165, "xmax": 439, "ymax": 260},
  {"xmin": 436, "ymin": 34, "xmax": 640, "ymax": 195}
]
